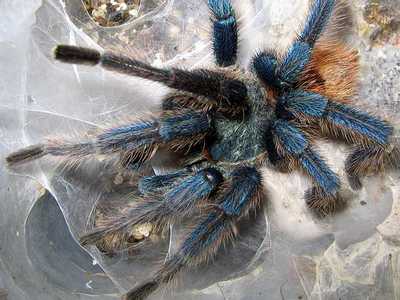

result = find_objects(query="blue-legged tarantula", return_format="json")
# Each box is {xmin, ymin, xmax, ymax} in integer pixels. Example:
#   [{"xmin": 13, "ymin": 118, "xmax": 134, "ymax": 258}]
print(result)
[{"xmin": 7, "ymin": 0, "xmax": 399, "ymax": 299}]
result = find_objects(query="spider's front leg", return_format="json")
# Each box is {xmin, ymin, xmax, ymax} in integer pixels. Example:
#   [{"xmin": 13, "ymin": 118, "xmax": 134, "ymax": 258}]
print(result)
[
  {"xmin": 123, "ymin": 166, "xmax": 263, "ymax": 300},
  {"xmin": 267, "ymin": 119, "xmax": 344, "ymax": 216}
]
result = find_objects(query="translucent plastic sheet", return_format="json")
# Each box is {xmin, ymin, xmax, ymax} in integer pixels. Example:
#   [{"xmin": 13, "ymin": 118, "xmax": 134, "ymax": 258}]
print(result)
[{"xmin": 0, "ymin": 0, "xmax": 399, "ymax": 299}]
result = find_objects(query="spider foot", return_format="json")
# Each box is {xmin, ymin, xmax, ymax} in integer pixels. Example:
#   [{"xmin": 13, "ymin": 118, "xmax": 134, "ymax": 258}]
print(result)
[
  {"xmin": 347, "ymin": 174, "xmax": 363, "ymax": 191},
  {"xmin": 305, "ymin": 186, "xmax": 346, "ymax": 217},
  {"xmin": 345, "ymin": 143, "xmax": 400, "ymax": 190}
]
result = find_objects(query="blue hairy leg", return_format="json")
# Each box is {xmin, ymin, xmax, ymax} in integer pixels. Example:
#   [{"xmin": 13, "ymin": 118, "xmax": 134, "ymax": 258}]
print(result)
[
  {"xmin": 6, "ymin": 110, "xmax": 212, "ymax": 166},
  {"xmin": 279, "ymin": 0, "xmax": 335, "ymax": 84},
  {"xmin": 276, "ymin": 90, "xmax": 392, "ymax": 146},
  {"xmin": 208, "ymin": 0, "xmax": 238, "ymax": 67},
  {"xmin": 138, "ymin": 169, "xmax": 191, "ymax": 194},
  {"xmin": 323, "ymin": 102, "xmax": 393, "ymax": 146},
  {"xmin": 253, "ymin": 44, "xmax": 312, "ymax": 89},
  {"xmin": 299, "ymin": 0, "xmax": 336, "ymax": 46},
  {"xmin": 159, "ymin": 111, "xmax": 212, "ymax": 142},
  {"xmin": 270, "ymin": 119, "xmax": 342, "ymax": 215},
  {"xmin": 80, "ymin": 168, "xmax": 223, "ymax": 247},
  {"xmin": 253, "ymin": 0, "xmax": 335, "ymax": 87},
  {"xmin": 252, "ymin": 51, "xmax": 281, "ymax": 88},
  {"xmin": 123, "ymin": 167, "xmax": 263, "ymax": 300},
  {"xmin": 277, "ymin": 90, "xmax": 328, "ymax": 119},
  {"xmin": 279, "ymin": 42, "xmax": 312, "ymax": 86},
  {"xmin": 275, "ymin": 89, "xmax": 396, "ymax": 192},
  {"xmin": 272, "ymin": 120, "xmax": 340, "ymax": 194}
]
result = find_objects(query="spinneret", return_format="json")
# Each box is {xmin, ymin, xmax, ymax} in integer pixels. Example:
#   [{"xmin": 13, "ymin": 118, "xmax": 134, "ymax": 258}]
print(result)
[{"xmin": 6, "ymin": 0, "xmax": 399, "ymax": 299}]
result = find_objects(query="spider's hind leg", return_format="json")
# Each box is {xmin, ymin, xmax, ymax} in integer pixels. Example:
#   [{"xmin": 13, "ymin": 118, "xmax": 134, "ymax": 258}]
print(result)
[
  {"xmin": 208, "ymin": 0, "xmax": 239, "ymax": 67},
  {"xmin": 79, "ymin": 166, "xmax": 223, "ymax": 249},
  {"xmin": 123, "ymin": 166, "xmax": 264, "ymax": 300},
  {"xmin": 275, "ymin": 89, "xmax": 396, "ymax": 191},
  {"xmin": 321, "ymin": 101, "xmax": 395, "ymax": 189}
]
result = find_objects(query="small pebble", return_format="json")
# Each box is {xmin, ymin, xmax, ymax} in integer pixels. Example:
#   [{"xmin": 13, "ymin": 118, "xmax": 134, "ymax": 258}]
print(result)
[
  {"xmin": 84, "ymin": 0, "xmax": 141, "ymax": 27},
  {"xmin": 132, "ymin": 223, "xmax": 153, "ymax": 239}
]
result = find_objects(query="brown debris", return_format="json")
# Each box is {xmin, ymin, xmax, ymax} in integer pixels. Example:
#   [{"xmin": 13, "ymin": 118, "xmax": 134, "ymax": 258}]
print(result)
[
  {"xmin": 363, "ymin": 0, "xmax": 400, "ymax": 46},
  {"xmin": 84, "ymin": 0, "xmax": 141, "ymax": 27}
]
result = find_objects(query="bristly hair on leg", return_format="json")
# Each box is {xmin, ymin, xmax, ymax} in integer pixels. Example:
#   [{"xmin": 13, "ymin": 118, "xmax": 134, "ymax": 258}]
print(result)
[
  {"xmin": 53, "ymin": 45, "xmax": 100, "ymax": 65},
  {"xmin": 53, "ymin": 45, "xmax": 249, "ymax": 115},
  {"xmin": 6, "ymin": 144, "xmax": 48, "ymax": 165},
  {"xmin": 317, "ymin": 0, "xmax": 354, "ymax": 41},
  {"xmin": 344, "ymin": 143, "xmax": 400, "ymax": 190},
  {"xmin": 80, "ymin": 168, "xmax": 224, "ymax": 247},
  {"xmin": 299, "ymin": 0, "xmax": 336, "ymax": 46},
  {"xmin": 305, "ymin": 186, "xmax": 346, "ymax": 217},
  {"xmin": 208, "ymin": 0, "xmax": 239, "ymax": 67},
  {"xmin": 6, "ymin": 110, "xmax": 213, "ymax": 168},
  {"xmin": 321, "ymin": 101, "xmax": 393, "ymax": 146},
  {"xmin": 252, "ymin": 51, "xmax": 281, "ymax": 89},
  {"xmin": 123, "ymin": 167, "xmax": 264, "ymax": 300},
  {"xmin": 271, "ymin": 119, "xmax": 341, "ymax": 195}
]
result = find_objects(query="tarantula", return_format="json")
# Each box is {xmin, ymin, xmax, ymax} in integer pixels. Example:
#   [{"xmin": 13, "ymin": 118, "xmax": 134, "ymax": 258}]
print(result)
[{"xmin": 6, "ymin": 0, "xmax": 399, "ymax": 299}]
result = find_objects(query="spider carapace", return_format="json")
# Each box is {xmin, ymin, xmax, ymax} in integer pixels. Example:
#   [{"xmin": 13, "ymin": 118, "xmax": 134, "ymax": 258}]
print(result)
[{"xmin": 6, "ymin": 0, "xmax": 399, "ymax": 299}]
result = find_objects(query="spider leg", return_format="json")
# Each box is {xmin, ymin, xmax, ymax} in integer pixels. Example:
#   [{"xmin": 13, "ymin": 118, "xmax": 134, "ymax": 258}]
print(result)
[
  {"xmin": 278, "ymin": 41, "xmax": 313, "ymax": 87},
  {"xmin": 6, "ymin": 110, "xmax": 212, "ymax": 166},
  {"xmin": 253, "ymin": 0, "xmax": 336, "ymax": 87},
  {"xmin": 138, "ymin": 169, "xmax": 191, "ymax": 195},
  {"xmin": 53, "ymin": 45, "xmax": 247, "ymax": 110},
  {"xmin": 345, "ymin": 144, "xmax": 400, "ymax": 190},
  {"xmin": 278, "ymin": 90, "xmax": 393, "ymax": 145},
  {"xmin": 278, "ymin": 90, "xmax": 394, "ymax": 188},
  {"xmin": 299, "ymin": 0, "xmax": 336, "ymax": 47},
  {"xmin": 322, "ymin": 101, "xmax": 393, "ymax": 145},
  {"xmin": 123, "ymin": 166, "xmax": 263, "ymax": 300},
  {"xmin": 80, "ymin": 167, "xmax": 223, "ymax": 247},
  {"xmin": 305, "ymin": 186, "xmax": 345, "ymax": 217},
  {"xmin": 281, "ymin": 0, "xmax": 336, "ymax": 84},
  {"xmin": 270, "ymin": 119, "xmax": 342, "ymax": 215},
  {"xmin": 252, "ymin": 51, "xmax": 281, "ymax": 88},
  {"xmin": 208, "ymin": 0, "xmax": 238, "ymax": 67}
]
